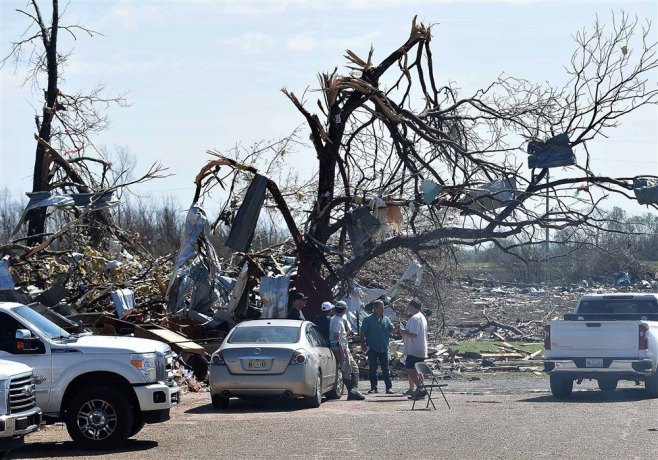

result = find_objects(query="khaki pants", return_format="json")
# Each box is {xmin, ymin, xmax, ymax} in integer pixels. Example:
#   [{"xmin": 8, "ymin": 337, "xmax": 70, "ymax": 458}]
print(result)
[{"xmin": 332, "ymin": 346, "xmax": 359, "ymax": 390}]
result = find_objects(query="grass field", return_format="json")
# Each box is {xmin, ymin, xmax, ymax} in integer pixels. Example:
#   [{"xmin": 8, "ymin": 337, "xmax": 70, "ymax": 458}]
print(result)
[{"xmin": 454, "ymin": 340, "xmax": 544, "ymax": 355}]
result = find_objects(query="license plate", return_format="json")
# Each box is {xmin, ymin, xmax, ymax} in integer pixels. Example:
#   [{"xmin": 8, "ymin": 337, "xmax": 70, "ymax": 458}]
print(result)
[
  {"xmin": 247, "ymin": 359, "xmax": 267, "ymax": 369},
  {"xmin": 586, "ymin": 358, "xmax": 604, "ymax": 367}
]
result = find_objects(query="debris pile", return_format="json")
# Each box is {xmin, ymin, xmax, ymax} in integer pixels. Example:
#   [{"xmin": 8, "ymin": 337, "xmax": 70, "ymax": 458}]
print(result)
[{"xmin": 3, "ymin": 151, "xmax": 658, "ymax": 391}]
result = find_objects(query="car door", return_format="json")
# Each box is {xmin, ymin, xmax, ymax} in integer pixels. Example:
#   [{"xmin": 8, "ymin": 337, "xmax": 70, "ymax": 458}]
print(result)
[
  {"xmin": 306, "ymin": 325, "xmax": 335, "ymax": 390},
  {"xmin": 0, "ymin": 312, "xmax": 52, "ymax": 411}
]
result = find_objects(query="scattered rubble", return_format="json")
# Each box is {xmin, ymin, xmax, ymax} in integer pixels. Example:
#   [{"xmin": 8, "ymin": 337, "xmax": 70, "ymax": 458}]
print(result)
[{"xmin": 2, "ymin": 191, "xmax": 657, "ymax": 392}]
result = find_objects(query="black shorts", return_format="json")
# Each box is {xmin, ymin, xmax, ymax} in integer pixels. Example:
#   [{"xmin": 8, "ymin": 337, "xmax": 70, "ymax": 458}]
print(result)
[{"xmin": 405, "ymin": 355, "xmax": 425, "ymax": 369}]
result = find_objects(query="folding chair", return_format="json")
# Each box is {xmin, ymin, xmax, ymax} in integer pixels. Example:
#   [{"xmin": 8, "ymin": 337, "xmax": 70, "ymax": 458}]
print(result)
[{"xmin": 411, "ymin": 361, "xmax": 450, "ymax": 410}]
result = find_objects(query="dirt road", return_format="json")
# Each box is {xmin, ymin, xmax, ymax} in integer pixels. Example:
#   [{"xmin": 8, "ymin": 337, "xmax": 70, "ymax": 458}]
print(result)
[{"xmin": 13, "ymin": 379, "xmax": 658, "ymax": 459}]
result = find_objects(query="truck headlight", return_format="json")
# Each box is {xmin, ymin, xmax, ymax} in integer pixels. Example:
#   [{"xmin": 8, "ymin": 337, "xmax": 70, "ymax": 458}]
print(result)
[
  {"xmin": 0, "ymin": 380, "xmax": 7, "ymax": 415},
  {"xmin": 130, "ymin": 353, "xmax": 158, "ymax": 383}
]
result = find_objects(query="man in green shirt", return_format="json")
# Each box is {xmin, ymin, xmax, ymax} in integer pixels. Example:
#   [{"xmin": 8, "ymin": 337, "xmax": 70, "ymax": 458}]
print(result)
[{"xmin": 360, "ymin": 300, "xmax": 394, "ymax": 394}]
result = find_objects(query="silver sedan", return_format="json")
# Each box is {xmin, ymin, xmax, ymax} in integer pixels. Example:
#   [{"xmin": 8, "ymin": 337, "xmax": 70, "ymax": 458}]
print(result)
[{"xmin": 209, "ymin": 319, "xmax": 343, "ymax": 409}]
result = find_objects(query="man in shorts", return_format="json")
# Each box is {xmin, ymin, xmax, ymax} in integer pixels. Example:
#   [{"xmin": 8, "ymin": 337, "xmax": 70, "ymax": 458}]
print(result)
[{"xmin": 395, "ymin": 299, "xmax": 428, "ymax": 399}]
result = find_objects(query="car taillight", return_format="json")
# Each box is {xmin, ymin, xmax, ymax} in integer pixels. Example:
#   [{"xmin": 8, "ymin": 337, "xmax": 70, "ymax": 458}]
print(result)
[
  {"xmin": 211, "ymin": 351, "xmax": 225, "ymax": 365},
  {"xmin": 543, "ymin": 325, "xmax": 551, "ymax": 350},
  {"xmin": 639, "ymin": 324, "xmax": 649, "ymax": 350},
  {"xmin": 290, "ymin": 350, "xmax": 307, "ymax": 365}
]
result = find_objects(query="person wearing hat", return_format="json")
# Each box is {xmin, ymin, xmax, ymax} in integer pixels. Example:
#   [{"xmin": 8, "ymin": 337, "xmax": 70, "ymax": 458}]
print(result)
[
  {"xmin": 330, "ymin": 301, "xmax": 365, "ymax": 400},
  {"xmin": 312, "ymin": 301, "xmax": 334, "ymax": 342},
  {"xmin": 286, "ymin": 291, "xmax": 307, "ymax": 320},
  {"xmin": 360, "ymin": 300, "xmax": 394, "ymax": 394},
  {"xmin": 394, "ymin": 299, "xmax": 428, "ymax": 399}
]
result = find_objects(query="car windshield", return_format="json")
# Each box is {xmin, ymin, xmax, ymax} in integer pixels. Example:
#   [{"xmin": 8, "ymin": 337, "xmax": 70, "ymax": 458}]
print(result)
[
  {"xmin": 228, "ymin": 326, "xmax": 300, "ymax": 344},
  {"xmin": 578, "ymin": 298, "xmax": 658, "ymax": 315},
  {"xmin": 13, "ymin": 305, "xmax": 71, "ymax": 340}
]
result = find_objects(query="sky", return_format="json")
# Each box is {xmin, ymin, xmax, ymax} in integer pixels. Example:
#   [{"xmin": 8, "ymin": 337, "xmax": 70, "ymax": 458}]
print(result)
[{"xmin": 1, "ymin": 0, "xmax": 657, "ymax": 219}]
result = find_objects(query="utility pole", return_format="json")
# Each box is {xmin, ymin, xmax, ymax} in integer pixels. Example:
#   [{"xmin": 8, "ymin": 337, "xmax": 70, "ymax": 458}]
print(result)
[{"xmin": 545, "ymin": 171, "xmax": 550, "ymax": 256}]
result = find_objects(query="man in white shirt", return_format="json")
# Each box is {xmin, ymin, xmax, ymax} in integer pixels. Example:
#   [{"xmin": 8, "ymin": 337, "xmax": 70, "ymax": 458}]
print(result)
[
  {"xmin": 395, "ymin": 299, "xmax": 428, "ymax": 399},
  {"xmin": 330, "ymin": 301, "xmax": 365, "ymax": 400}
]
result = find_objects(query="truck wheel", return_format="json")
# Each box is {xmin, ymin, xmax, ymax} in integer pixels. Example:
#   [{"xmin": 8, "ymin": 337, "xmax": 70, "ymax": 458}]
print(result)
[
  {"xmin": 645, "ymin": 372, "xmax": 658, "ymax": 398},
  {"xmin": 65, "ymin": 386, "xmax": 133, "ymax": 450},
  {"xmin": 129, "ymin": 418, "xmax": 145, "ymax": 438},
  {"xmin": 303, "ymin": 372, "xmax": 322, "ymax": 408},
  {"xmin": 597, "ymin": 379, "xmax": 618, "ymax": 392},
  {"xmin": 326, "ymin": 367, "xmax": 344, "ymax": 400},
  {"xmin": 550, "ymin": 374, "xmax": 573, "ymax": 398},
  {"xmin": 211, "ymin": 394, "xmax": 229, "ymax": 409}
]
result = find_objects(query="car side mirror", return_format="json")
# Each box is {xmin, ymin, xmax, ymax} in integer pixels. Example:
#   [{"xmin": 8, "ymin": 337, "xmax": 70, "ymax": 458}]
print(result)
[{"xmin": 15, "ymin": 329, "xmax": 43, "ymax": 354}]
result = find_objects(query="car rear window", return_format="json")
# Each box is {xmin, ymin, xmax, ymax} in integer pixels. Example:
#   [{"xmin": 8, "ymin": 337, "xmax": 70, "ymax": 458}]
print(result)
[
  {"xmin": 577, "ymin": 298, "xmax": 658, "ymax": 315},
  {"xmin": 228, "ymin": 326, "xmax": 300, "ymax": 344}
]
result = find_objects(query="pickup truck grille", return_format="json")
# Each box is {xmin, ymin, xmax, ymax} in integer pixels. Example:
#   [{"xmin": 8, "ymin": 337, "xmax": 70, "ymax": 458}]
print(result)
[{"xmin": 9, "ymin": 374, "xmax": 36, "ymax": 414}]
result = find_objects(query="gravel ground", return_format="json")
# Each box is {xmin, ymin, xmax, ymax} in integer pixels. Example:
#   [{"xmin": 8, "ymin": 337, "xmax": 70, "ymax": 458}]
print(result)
[{"xmin": 13, "ymin": 376, "xmax": 658, "ymax": 460}]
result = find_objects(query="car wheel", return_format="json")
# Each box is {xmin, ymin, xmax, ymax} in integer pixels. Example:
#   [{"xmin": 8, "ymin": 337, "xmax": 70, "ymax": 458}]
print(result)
[
  {"xmin": 304, "ymin": 372, "xmax": 322, "ymax": 408},
  {"xmin": 65, "ymin": 386, "xmax": 133, "ymax": 450},
  {"xmin": 645, "ymin": 372, "xmax": 658, "ymax": 398},
  {"xmin": 597, "ymin": 379, "xmax": 618, "ymax": 392},
  {"xmin": 326, "ymin": 366, "xmax": 343, "ymax": 400},
  {"xmin": 211, "ymin": 394, "xmax": 230, "ymax": 409},
  {"xmin": 550, "ymin": 374, "xmax": 573, "ymax": 398}
]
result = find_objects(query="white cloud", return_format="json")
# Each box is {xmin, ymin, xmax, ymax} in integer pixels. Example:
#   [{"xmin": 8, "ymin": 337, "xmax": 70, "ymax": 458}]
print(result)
[
  {"xmin": 285, "ymin": 31, "xmax": 381, "ymax": 53},
  {"xmin": 286, "ymin": 34, "xmax": 319, "ymax": 52},
  {"xmin": 64, "ymin": 51, "xmax": 166, "ymax": 77},
  {"xmin": 222, "ymin": 33, "xmax": 275, "ymax": 53}
]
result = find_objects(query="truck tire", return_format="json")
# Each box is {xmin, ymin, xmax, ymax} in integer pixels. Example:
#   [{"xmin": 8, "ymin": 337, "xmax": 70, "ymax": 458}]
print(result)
[
  {"xmin": 303, "ymin": 372, "xmax": 322, "ymax": 408},
  {"xmin": 550, "ymin": 374, "xmax": 573, "ymax": 398},
  {"xmin": 645, "ymin": 372, "xmax": 658, "ymax": 398},
  {"xmin": 129, "ymin": 418, "xmax": 145, "ymax": 438},
  {"xmin": 211, "ymin": 394, "xmax": 229, "ymax": 409},
  {"xmin": 65, "ymin": 385, "xmax": 134, "ymax": 450},
  {"xmin": 325, "ymin": 367, "xmax": 344, "ymax": 400},
  {"xmin": 597, "ymin": 379, "xmax": 618, "ymax": 392}
]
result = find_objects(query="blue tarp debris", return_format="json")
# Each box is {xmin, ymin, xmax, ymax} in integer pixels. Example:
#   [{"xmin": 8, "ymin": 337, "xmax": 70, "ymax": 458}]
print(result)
[
  {"xmin": 464, "ymin": 177, "xmax": 517, "ymax": 214},
  {"xmin": 421, "ymin": 180, "xmax": 443, "ymax": 204},
  {"xmin": 14, "ymin": 190, "xmax": 118, "ymax": 234},
  {"xmin": 633, "ymin": 178, "xmax": 658, "ymax": 205},
  {"xmin": 527, "ymin": 133, "xmax": 576, "ymax": 169}
]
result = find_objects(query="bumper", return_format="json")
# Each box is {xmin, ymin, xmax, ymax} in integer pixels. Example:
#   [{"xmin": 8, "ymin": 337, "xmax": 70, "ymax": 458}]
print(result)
[
  {"xmin": 544, "ymin": 358, "xmax": 654, "ymax": 378},
  {"xmin": 210, "ymin": 364, "xmax": 315, "ymax": 398},
  {"xmin": 133, "ymin": 382, "xmax": 181, "ymax": 414},
  {"xmin": 0, "ymin": 407, "xmax": 42, "ymax": 439}
]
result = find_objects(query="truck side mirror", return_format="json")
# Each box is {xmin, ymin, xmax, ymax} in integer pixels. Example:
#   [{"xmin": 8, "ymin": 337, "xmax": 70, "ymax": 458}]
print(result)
[
  {"xmin": 15, "ymin": 329, "xmax": 33, "ymax": 340},
  {"xmin": 15, "ymin": 329, "xmax": 43, "ymax": 354}
]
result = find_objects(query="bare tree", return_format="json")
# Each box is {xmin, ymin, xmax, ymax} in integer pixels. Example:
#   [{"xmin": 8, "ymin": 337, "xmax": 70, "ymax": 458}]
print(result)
[
  {"xmin": 197, "ymin": 14, "xmax": 658, "ymax": 287},
  {"xmin": 1, "ymin": 0, "xmax": 168, "ymax": 247}
]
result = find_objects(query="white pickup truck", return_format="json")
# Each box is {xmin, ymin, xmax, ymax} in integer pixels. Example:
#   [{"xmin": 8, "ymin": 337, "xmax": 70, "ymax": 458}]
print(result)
[
  {"xmin": 0, "ymin": 301, "xmax": 180, "ymax": 450},
  {"xmin": 543, "ymin": 293, "xmax": 658, "ymax": 398},
  {"xmin": 0, "ymin": 360, "xmax": 41, "ymax": 454}
]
